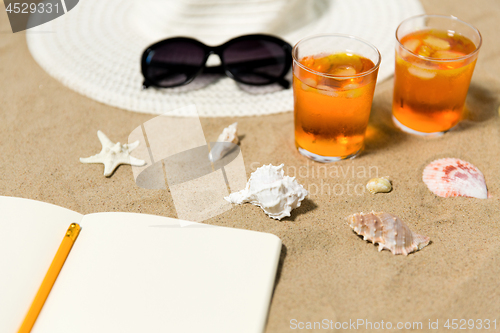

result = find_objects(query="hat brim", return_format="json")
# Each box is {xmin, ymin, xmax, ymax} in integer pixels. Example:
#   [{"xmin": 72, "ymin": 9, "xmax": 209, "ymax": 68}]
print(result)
[{"xmin": 26, "ymin": 0, "xmax": 424, "ymax": 117}]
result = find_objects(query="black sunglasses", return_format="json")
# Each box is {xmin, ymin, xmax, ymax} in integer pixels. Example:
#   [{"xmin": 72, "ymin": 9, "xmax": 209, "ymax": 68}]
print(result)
[{"xmin": 141, "ymin": 34, "xmax": 293, "ymax": 90}]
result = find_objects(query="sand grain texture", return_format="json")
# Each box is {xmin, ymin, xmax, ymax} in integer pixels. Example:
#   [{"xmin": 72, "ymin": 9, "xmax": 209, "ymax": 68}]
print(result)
[{"xmin": 1, "ymin": 1, "xmax": 499, "ymax": 332}]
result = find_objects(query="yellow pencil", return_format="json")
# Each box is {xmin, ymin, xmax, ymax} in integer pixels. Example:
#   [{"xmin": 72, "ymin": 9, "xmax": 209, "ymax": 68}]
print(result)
[{"xmin": 17, "ymin": 223, "xmax": 81, "ymax": 333}]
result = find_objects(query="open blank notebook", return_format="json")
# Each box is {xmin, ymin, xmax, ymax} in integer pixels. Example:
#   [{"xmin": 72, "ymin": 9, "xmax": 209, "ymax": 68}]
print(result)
[{"xmin": 0, "ymin": 196, "xmax": 282, "ymax": 333}]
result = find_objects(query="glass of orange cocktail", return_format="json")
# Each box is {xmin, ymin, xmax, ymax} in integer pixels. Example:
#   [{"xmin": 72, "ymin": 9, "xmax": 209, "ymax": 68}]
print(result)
[
  {"xmin": 292, "ymin": 34, "xmax": 380, "ymax": 162},
  {"xmin": 392, "ymin": 15, "xmax": 482, "ymax": 136}
]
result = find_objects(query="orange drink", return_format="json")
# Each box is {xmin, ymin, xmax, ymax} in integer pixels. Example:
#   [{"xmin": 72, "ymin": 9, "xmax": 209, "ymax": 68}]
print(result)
[
  {"xmin": 292, "ymin": 35, "xmax": 380, "ymax": 162},
  {"xmin": 393, "ymin": 15, "xmax": 482, "ymax": 136}
]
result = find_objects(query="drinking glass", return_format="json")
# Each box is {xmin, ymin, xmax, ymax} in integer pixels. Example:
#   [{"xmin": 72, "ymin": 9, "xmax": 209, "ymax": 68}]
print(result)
[
  {"xmin": 392, "ymin": 15, "xmax": 482, "ymax": 136},
  {"xmin": 292, "ymin": 34, "xmax": 380, "ymax": 162}
]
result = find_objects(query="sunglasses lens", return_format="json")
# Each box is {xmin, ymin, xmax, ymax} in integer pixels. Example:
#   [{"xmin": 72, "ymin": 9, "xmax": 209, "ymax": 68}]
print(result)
[
  {"xmin": 144, "ymin": 40, "xmax": 206, "ymax": 87},
  {"xmin": 222, "ymin": 40, "xmax": 289, "ymax": 85}
]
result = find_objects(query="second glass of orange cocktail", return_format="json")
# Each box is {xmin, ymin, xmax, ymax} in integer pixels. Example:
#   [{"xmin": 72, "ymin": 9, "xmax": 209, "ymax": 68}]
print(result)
[
  {"xmin": 392, "ymin": 15, "xmax": 482, "ymax": 136},
  {"xmin": 292, "ymin": 34, "xmax": 380, "ymax": 162}
]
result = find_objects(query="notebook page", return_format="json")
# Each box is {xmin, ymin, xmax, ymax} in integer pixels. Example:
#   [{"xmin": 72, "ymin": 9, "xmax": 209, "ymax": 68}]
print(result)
[
  {"xmin": 0, "ymin": 196, "xmax": 83, "ymax": 332},
  {"xmin": 33, "ymin": 212, "xmax": 282, "ymax": 333}
]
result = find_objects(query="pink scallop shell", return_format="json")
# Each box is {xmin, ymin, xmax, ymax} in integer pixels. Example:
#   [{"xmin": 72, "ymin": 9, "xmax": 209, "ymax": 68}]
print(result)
[{"xmin": 422, "ymin": 158, "xmax": 488, "ymax": 199}]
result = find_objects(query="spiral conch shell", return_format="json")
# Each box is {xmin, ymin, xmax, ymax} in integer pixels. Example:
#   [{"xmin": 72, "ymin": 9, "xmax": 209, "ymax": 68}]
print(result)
[
  {"xmin": 225, "ymin": 164, "xmax": 308, "ymax": 220},
  {"xmin": 348, "ymin": 212, "xmax": 430, "ymax": 256}
]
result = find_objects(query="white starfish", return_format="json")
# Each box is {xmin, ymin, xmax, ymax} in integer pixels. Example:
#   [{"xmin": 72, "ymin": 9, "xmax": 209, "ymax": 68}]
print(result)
[{"xmin": 80, "ymin": 130, "xmax": 146, "ymax": 177}]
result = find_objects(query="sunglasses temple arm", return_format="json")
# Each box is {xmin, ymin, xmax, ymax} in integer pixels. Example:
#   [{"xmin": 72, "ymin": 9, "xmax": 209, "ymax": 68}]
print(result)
[{"xmin": 278, "ymin": 77, "xmax": 290, "ymax": 89}]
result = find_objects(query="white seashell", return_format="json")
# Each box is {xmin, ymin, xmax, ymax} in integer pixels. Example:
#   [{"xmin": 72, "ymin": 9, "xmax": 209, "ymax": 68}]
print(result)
[
  {"xmin": 422, "ymin": 158, "xmax": 488, "ymax": 199},
  {"xmin": 366, "ymin": 177, "xmax": 392, "ymax": 194},
  {"xmin": 348, "ymin": 211, "xmax": 430, "ymax": 256},
  {"xmin": 225, "ymin": 164, "xmax": 308, "ymax": 220},
  {"xmin": 209, "ymin": 122, "xmax": 239, "ymax": 162}
]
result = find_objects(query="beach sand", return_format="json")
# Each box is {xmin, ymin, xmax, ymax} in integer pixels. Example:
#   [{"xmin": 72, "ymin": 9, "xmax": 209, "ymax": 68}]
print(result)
[{"xmin": 1, "ymin": 0, "xmax": 499, "ymax": 332}]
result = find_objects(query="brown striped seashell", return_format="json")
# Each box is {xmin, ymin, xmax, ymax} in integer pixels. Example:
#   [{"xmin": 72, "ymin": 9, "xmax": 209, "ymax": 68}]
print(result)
[
  {"xmin": 348, "ymin": 211, "xmax": 430, "ymax": 256},
  {"xmin": 422, "ymin": 158, "xmax": 488, "ymax": 199}
]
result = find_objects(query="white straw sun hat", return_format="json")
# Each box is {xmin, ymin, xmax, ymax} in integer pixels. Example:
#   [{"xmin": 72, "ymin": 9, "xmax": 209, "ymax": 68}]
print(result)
[{"xmin": 27, "ymin": 0, "xmax": 424, "ymax": 117}]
